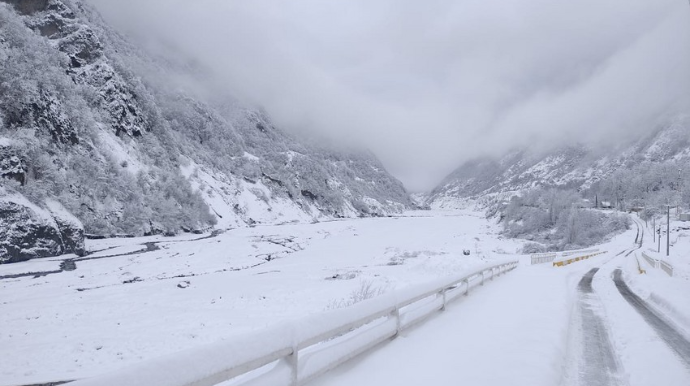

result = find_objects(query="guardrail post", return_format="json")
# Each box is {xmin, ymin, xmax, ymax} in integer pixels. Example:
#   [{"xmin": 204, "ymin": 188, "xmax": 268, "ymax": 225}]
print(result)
[
  {"xmin": 481, "ymin": 271, "xmax": 485, "ymax": 285},
  {"xmin": 392, "ymin": 307, "xmax": 401, "ymax": 336},
  {"xmin": 288, "ymin": 348, "xmax": 298, "ymax": 386},
  {"xmin": 440, "ymin": 289, "xmax": 447, "ymax": 311},
  {"xmin": 464, "ymin": 279, "xmax": 470, "ymax": 295}
]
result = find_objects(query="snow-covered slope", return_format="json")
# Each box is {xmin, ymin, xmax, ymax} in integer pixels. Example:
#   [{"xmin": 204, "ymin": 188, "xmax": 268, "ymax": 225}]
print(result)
[
  {"xmin": 428, "ymin": 115, "xmax": 690, "ymax": 208},
  {"xmin": 0, "ymin": 0, "xmax": 411, "ymax": 253}
]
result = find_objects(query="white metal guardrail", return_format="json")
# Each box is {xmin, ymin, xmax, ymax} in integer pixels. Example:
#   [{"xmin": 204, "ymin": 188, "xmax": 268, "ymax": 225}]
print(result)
[
  {"xmin": 531, "ymin": 249, "xmax": 600, "ymax": 265},
  {"xmin": 68, "ymin": 261, "xmax": 519, "ymax": 386},
  {"xmin": 660, "ymin": 260, "xmax": 674, "ymax": 277},
  {"xmin": 530, "ymin": 253, "xmax": 557, "ymax": 265},
  {"xmin": 641, "ymin": 252, "xmax": 660, "ymax": 269},
  {"xmin": 552, "ymin": 251, "xmax": 607, "ymax": 267},
  {"xmin": 641, "ymin": 252, "xmax": 673, "ymax": 277},
  {"xmin": 561, "ymin": 248, "xmax": 599, "ymax": 257}
]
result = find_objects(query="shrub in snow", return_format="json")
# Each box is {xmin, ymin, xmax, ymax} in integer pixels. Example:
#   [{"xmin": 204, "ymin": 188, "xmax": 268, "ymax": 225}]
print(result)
[
  {"xmin": 327, "ymin": 271, "xmax": 360, "ymax": 280},
  {"xmin": 326, "ymin": 279, "xmax": 386, "ymax": 310},
  {"xmin": 588, "ymin": 160, "xmax": 690, "ymax": 211},
  {"xmin": 522, "ymin": 242, "xmax": 547, "ymax": 254},
  {"xmin": 500, "ymin": 188, "xmax": 630, "ymax": 251}
]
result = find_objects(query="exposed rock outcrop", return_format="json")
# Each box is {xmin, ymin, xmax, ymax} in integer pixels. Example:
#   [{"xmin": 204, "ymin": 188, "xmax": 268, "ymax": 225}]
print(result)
[
  {"xmin": 0, "ymin": 191, "xmax": 85, "ymax": 263},
  {"xmin": 0, "ymin": 141, "xmax": 26, "ymax": 185}
]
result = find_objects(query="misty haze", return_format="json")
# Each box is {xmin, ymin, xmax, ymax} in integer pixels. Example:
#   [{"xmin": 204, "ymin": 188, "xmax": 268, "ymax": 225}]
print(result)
[{"xmin": 0, "ymin": 1, "xmax": 689, "ymax": 386}]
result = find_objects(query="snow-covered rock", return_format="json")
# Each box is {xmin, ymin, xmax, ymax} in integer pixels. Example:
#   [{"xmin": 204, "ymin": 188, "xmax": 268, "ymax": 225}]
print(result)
[
  {"xmin": 0, "ymin": 139, "xmax": 26, "ymax": 185},
  {"xmin": 46, "ymin": 199, "xmax": 85, "ymax": 256},
  {"xmin": 0, "ymin": 190, "xmax": 85, "ymax": 263}
]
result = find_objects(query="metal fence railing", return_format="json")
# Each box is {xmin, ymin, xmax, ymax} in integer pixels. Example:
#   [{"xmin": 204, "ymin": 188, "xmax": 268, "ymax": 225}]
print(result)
[
  {"xmin": 641, "ymin": 252, "xmax": 673, "ymax": 277},
  {"xmin": 68, "ymin": 260, "xmax": 520, "ymax": 386},
  {"xmin": 530, "ymin": 253, "xmax": 557, "ymax": 265},
  {"xmin": 660, "ymin": 260, "xmax": 674, "ymax": 277},
  {"xmin": 641, "ymin": 252, "xmax": 660, "ymax": 269},
  {"xmin": 530, "ymin": 249, "xmax": 600, "ymax": 265},
  {"xmin": 561, "ymin": 249, "xmax": 599, "ymax": 257},
  {"xmin": 552, "ymin": 251, "xmax": 607, "ymax": 267}
]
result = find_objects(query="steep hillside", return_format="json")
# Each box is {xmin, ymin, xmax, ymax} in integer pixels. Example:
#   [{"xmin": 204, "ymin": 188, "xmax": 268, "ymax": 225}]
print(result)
[
  {"xmin": 0, "ymin": 0, "xmax": 410, "ymax": 261},
  {"xmin": 428, "ymin": 114, "xmax": 690, "ymax": 208}
]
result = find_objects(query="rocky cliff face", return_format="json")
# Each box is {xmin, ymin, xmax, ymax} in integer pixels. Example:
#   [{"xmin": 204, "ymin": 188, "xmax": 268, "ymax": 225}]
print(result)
[
  {"xmin": 0, "ymin": 189, "xmax": 84, "ymax": 263},
  {"xmin": 0, "ymin": 0, "xmax": 411, "ymax": 262}
]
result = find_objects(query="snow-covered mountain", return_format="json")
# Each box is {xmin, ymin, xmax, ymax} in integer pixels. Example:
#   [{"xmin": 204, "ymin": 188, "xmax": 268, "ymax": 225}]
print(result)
[
  {"xmin": 0, "ymin": 0, "xmax": 411, "ymax": 262},
  {"xmin": 428, "ymin": 114, "xmax": 690, "ymax": 208}
]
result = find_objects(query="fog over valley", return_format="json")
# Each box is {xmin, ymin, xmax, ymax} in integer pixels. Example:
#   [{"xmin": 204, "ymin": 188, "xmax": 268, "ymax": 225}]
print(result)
[{"xmin": 86, "ymin": 0, "xmax": 690, "ymax": 191}]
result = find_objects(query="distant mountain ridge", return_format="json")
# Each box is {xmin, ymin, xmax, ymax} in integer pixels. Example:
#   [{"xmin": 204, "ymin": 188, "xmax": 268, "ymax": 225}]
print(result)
[
  {"xmin": 0, "ymin": 0, "xmax": 410, "ymax": 261},
  {"xmin": 428, "ymin": 114, "xmax": 690, "ymax": 208}
]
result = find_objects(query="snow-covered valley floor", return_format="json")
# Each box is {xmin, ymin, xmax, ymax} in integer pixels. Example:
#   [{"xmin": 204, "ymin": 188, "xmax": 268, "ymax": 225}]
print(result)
[
  {"xmin": 1, "ymin": 210, "xmax": 689, "ymax": 386},
  {"xmin": 1, "ymin": 210, "xmax": 522, "ymax": 385}
]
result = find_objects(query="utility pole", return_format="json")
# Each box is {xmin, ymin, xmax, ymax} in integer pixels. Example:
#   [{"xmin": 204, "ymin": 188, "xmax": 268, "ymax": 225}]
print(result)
[
  {"xmin": 667, "ymin": 205, "xmax": 670, "ymax": 257},
  {"xmin": 653, "ymin": 217, "xmax": 655, "ymax": 243},
  {"xmin": 678, "ymin": 168, "xmax": 682, "ymax": 215},
  {"xmin": 658, "ymin": 225, "xmax": 661, "ymax": 253},
  {"xmin": 680, "ymin": 168, "xmax": 684, "ymax": 215}
]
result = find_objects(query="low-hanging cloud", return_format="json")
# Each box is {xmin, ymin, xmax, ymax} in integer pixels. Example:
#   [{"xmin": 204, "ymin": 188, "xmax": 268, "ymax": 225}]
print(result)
[{"xmin": 86, "ymin": 0, "xmax": 690, "ymax": 191}]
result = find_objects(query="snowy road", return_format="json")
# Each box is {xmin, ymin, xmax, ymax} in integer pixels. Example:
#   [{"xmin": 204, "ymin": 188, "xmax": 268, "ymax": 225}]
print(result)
[
  {"xmin": 581, "ymin": 255, "xmax": 690, "ymax": 386},
  {"xmin": 311, "ymin": 263, "xmax": 573, "ymax": 386},
  {"xmin": 312, "ymin": 226, "xmax": 690, "ymax": 386},
  {"xmin": 612, "ymin": 269, "xmax": 690, "ymax": 368},
  {"xmin": 573, "ymin": 268, "xmax": 622, "ymax": 386}
]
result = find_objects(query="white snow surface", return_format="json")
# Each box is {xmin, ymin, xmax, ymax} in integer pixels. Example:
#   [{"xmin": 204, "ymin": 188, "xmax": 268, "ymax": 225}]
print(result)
[
  {"xmin": 0, "ymin": 137, "xmax": 15, "ymax": 147},
  {"xmin": 179, "ymin": 158, "xmax": 320, "ymax": 229},
  {"xmin": 1, "ymin": 211, "xmax": 689, "ymax": 386},
  {"xmin": 96, "ymin": 129, "xmax": 147, "ymax": 175},
  {"xmin": 45, "ymin": 199, "xmax": 83, "ymax": 228},
  {"xmin": 0, "ymin": 210, "xmax": 521, "ymax": 385},
  {"xmin": 0, "ymin": 190, "xmax": 56, "ymax": 226}
]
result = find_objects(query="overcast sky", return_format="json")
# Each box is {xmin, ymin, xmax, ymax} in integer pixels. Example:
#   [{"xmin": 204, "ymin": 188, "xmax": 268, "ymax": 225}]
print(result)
[{"xmin": 87, "ymin": 0, "xmax": 690, "ymax": 191}]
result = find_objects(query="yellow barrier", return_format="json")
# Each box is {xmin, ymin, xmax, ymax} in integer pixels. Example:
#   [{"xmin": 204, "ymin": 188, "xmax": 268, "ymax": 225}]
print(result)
[
  {"xmin": 552, "ymin": 252, "xmax": 608, "ymax": 267},
  {"xmin": 635, "ymin": 255, "xmax": 646, "ymax": 274}
]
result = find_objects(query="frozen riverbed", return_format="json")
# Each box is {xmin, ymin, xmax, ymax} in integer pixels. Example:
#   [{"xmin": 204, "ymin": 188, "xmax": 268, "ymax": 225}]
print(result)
[{"xmin": 0, "ymin": 210, "xmax": 522, "ymax": 385}]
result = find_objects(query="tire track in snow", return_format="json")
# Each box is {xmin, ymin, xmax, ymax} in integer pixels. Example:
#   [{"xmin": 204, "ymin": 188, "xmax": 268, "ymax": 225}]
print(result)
[
  {"xmin": 625, "ymin": 217, "xmax": 644, "ymax": 257},
  {"xmin": 612, "ymin": 269, "xmax": 690, "ymax": 369},
  {"xmin": 578, "ymin": 268, "xmax": 599, "ymax": 293},
  {"xmin": 575, "ymin": 268, "xmax": 623, "ymax": 386}
]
